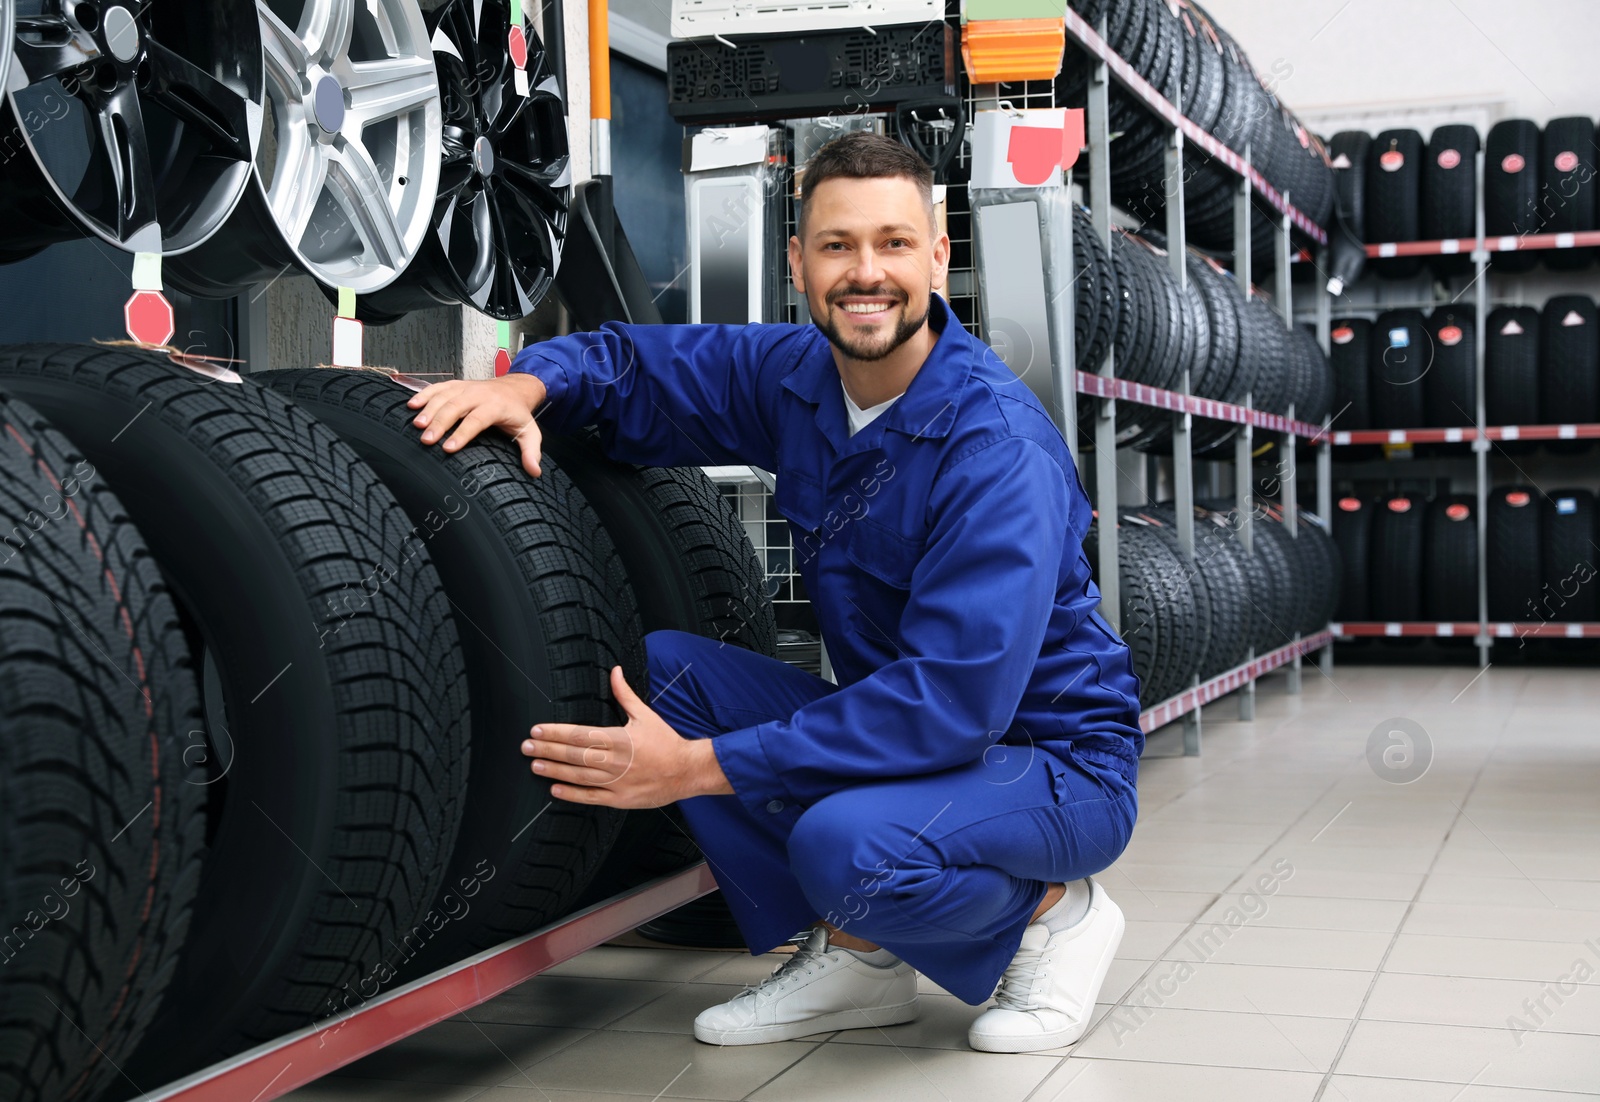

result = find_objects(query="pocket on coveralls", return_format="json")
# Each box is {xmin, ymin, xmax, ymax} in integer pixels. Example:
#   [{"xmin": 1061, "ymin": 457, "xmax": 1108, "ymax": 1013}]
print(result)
[{"xmin": 844, "ymin": 516, "xmax": 924, "ymax": 589}]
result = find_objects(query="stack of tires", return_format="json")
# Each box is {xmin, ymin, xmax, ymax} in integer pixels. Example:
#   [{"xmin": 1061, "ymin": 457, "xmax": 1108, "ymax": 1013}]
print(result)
[
  {"xmin": 1085, "ymin": 500, "xmax": 1339, "ymax": 707},
  {"xmin": 1329, "ymin": 296, "xmax": 1594, "ymax": 438},
  {"xmin": 1485, "ymin": 296, "xmax": 1599, "ymax": 433},
  {"xmin": 1080, "ymin": 226, "xmax": 1332, "ymax": 453},
  {"xmin": 1333, "ymin": 116, "xmax": 1597, "ymax": 275},
  {"xmin": 0, "ymin": 346, "xmax": 773, "ymax": 1097},
  {"xmin": 1336, "ymin": 487, "xmax": 1597, "ymax": 628},
  {"xmin": 1058, "ymin": 0, "xmax": 1334, "ymax": 264},
  {"xmin": 1332, "ymin": 309, "xmax": 1478, "ymax": 431}
]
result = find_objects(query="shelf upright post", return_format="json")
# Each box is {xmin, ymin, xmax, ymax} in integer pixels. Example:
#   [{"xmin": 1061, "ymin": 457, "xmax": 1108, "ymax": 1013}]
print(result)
[
  {"xmin": 1233, "ymin": 151, "xmax": 1255, "ymax": 722},
  {"xmin": 1472, "ymin": 147, "xmax": 1492, "ymax": 669},
  {"xmin": 1062, "ymin": 169, "xmax": 1080, "ymax": 462},
  {"xmin": 1162, "ymin": 100, "xmax": 1200, "ymax": 756},
  {"xmin": 1166, "ymin": 125, "xmax": 1196, "ymax": 563},
  {"xmin": 1315, "ymin": 246, "xmax": 1334, "ymax": 676},
  {"xmin": 1088, "ymin": 16, "xmax": 1119, "ymax": 633},
  {"xmin": 1276, "ymin": 206, "xmax": 1301, "ymax": 696}
]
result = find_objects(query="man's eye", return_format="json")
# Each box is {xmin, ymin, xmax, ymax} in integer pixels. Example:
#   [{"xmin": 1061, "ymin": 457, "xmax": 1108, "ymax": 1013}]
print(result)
[{"xmin": 886, "ymin": 239, "xmax": 908, "ymax": 249}]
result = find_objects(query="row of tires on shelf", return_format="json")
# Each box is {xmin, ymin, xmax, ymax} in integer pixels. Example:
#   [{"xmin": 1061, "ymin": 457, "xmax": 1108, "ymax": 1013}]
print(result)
[
  {"xmin": 0, "ymin": 344, "xmax": 754, "ymax": 1102},
  {"xmin": 1086, "ymin": 500, "xmax": 1340, "ymax": 707},
  {"xmin": 1330, "ymin": 118, "xmax": 1599, "ymax": 277},
  {"xmin": 1059, "ymin": 0, "xmax": 1335, "ymax": 260},
  {"xmin": 1333, "ymin": 488, "xmax": 1599, "ymax": 624},
  {"xmin": 1328, "ymin": 296, "xmax": 1600, "ymax": 431},
  {"xmin": 1067, "ymin": 209, "xmax": 1334, "ymax": 451},
  {"xmin": 0, "ymin": 0, "xmax": 568, "ymax": 323}
]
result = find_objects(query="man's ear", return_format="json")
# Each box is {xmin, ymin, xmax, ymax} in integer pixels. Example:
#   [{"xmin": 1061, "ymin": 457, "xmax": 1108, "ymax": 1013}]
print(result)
[
  {"xmin": 788, "ymin": 235, "xmax": 806, "ymax": 295},
  {"xmin": 931, "ymin": 230, "xmax": 951, "ymax": 295}
]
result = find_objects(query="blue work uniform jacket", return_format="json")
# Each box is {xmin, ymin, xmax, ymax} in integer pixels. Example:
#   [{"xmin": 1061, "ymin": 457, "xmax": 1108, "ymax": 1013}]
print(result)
[{"xmin": 510, "ymin": 294, "xmax": 1143, "ymax": 823}]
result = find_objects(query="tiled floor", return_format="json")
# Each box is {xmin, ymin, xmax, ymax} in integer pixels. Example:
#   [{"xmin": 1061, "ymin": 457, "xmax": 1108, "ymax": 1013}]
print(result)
[{"xmin": 285, "ymin": 664, "xmax": 1600, "ymax": 1101}]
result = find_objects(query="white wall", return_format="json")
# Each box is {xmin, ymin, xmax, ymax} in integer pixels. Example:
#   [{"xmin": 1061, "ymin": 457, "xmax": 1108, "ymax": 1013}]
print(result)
[{"xmin": 1201, "ymin": 0, "xmax": 1600, "ymax": 131}]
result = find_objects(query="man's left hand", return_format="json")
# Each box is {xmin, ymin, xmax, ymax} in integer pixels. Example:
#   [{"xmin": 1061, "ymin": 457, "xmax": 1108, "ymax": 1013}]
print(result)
[{"xmin": 523, "ymin": 666, "xmax": 733, "ymax": 807}]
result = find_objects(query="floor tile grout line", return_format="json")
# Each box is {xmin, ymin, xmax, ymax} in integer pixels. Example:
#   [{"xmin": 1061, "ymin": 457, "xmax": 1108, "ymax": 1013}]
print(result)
[
  {"xmin": 735, "ymin": 1035, "xmax": 836, "ymax": 1100},
  {"xmin": 1018, "ymin": 1053, "xmax": 1080, "ymax": 1102},
  {"xmin": 1309, "ymin": 667, "xmax": 1530, "ymax": 1102},
  {"xmin": 1072, "ymin": 770, "xmax": 1352, "ymax": 1052}
]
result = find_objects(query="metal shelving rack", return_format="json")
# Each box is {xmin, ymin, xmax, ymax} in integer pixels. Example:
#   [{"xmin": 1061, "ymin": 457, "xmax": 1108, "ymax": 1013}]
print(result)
[
  {"xmin": 1053, "ymin": 10, "xmax": 1334, "ymax": 752},
  {"xmin": 141, "ymin": 865, "xmax": 718, "ymax": 1101},
  {"xmin": 1327, "ymin": 195, "xmax": 1600, "ymax": 662}
]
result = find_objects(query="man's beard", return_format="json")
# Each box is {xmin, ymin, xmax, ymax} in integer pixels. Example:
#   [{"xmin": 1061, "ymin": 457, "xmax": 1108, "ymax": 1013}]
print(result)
[{"xmin": 813, "ymin": 286, "xmax": 931, "ymax": 362}]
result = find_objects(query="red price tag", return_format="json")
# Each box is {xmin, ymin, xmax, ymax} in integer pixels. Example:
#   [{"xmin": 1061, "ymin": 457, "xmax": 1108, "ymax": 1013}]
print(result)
[{"xmin": 125, "ymin": 290, "xmax": 175, "ymax": 346}]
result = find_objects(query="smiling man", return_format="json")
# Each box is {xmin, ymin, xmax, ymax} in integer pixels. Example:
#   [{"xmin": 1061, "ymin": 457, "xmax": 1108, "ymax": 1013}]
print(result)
[{"xmin": 406, "ymin": 132, "xmax": 1143, "ymax": 1053}]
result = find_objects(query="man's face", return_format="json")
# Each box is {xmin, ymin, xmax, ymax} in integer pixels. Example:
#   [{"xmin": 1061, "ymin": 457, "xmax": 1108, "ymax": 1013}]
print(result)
[{"xmin": 789, "ymin": 176, "xmax": 950, "ymax": 363}]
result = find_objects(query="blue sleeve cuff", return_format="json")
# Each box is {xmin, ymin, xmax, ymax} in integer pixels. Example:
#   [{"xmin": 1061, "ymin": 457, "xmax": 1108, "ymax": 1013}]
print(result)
[
  {"xmin": 711, "ymin": 722, "xmax": 800, "ymax": 819},
  {"xmin": 508, "ymin": 350, "xmax": 570, "ymax": 414}
]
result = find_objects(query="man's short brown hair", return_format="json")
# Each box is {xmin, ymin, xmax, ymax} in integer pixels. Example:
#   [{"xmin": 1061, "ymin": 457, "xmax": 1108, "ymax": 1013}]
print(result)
[{"xmin": 798, "ymin": 132, "xmax": 935, "ymax": 235}]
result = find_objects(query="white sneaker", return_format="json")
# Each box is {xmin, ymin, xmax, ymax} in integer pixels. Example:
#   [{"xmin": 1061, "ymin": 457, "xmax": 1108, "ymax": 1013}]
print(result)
[
  {"xmin": 693, "ymin": 927, "xmax": 919, "ymax": 1046},
  {"xmin": 967, "ymin": 879, "xmax": 1125, "ymax": 1053}
]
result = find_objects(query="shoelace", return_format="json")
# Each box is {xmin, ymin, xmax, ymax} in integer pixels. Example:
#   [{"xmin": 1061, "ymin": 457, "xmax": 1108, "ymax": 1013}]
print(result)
[
  {"xmin": 735, "ymin": 933, "xmax": 833, "ymax": 1003},
  {"xmin": 991, "ymin": 941, "xmax": 1050, "ymax": 1012}
]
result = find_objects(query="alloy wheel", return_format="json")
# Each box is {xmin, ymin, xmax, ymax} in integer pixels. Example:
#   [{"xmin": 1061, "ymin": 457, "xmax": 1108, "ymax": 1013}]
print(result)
[{"xmin": 0, "ymin": 0, "xmax": 263, "ymax": 258}]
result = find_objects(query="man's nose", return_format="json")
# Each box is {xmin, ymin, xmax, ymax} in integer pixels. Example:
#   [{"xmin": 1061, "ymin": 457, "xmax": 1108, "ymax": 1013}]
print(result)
[{"xmin": 849, "ymin": 247, "xmax": 885, "ymax": 287}]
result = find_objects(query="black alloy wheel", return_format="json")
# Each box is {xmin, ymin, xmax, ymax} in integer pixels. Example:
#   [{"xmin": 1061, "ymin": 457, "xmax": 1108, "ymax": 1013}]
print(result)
[
  {"xmin": 349, "ymin": 0, "xmax": 570, "ymax": 323},
  {"xmin": 0, "ymin": 0, "xmax": 263, "ymax": 259}
]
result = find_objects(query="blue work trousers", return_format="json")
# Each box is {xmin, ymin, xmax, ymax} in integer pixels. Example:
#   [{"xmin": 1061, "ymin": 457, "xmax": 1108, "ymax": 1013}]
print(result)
[{"xmin": 646, "ymin": 629, "xmax": 1140, "ymax": 1005}]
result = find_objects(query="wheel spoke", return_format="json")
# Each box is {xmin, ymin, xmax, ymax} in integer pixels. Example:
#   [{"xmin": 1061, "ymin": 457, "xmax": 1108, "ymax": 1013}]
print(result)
[
  {"xmin": 458, "ymin": 189, "xmax": 494, "ymax": 297},
  {"xmin": 500, "ymin": 158, "xmax": 566, "ymax": 220},
  {"xmin": 299, "ymin": 0, "xmax": 356, "ymax": 66},
  {"xmin": 442, "ymin": 1, "xmax": 478, "ymax": 72},
  {"xmin": 143, "ymin": 40, "xmax": 254, "ymax": 161},
  {"xmin": 437, "ymin": 159, "xmax": 473, "ymax": 199},
  {"xmin": 497, "ymin": 177, "xmax": 557, "ymax": 264},
  {"xmin": 259, "ymin": 5, "xmax": 312, "ymax": 93},
  {"xmin": 99, "ymin": 84, "xmax": 159, "ymax": 243},
  {"xmin": 484, "ymin": 194, "xmax": 529, "ymax": 314},
  {"xmin": 269, "ymin": 133, "xmax": 329, "ymax": 247},
  {"xmin": 343, "ymin": 55, "xmax": 437, "ymax": 129},
  {"xmin": 13, "ymin": 14, "xmax": 95, "ymax": 86},
  {"xmin": 326, "ymin": 139, "xmax": 405, "ymax": 269}
]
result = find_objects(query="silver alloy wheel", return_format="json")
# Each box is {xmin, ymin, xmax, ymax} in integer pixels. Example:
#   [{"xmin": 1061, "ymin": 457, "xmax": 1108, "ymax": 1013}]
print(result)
[
  {"xmin": 0, "ymin": 2, "xmax": 13, "ymax": 107},
  {"xmin": 256, "ymin": 0, "xmax": 441, "ymax": 292}
]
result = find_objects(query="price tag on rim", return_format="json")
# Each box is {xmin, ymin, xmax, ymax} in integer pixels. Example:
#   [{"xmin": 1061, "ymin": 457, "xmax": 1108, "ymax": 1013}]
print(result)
[
  {"xmin": 332, "ymin": 286, "xmax": 362, "ymax": 367},
  {"xmin": 495, "ymin": 319, "xmax": 513, "ymax": 376},
  {"xmin": 125, "ymin": 252, "xmax": 176, "ymax": 346}
]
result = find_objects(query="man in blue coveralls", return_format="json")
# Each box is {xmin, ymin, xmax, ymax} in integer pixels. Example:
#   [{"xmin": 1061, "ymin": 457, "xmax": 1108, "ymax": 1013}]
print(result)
[{"xmin": 408, "ymin": 133, "xmax": 1143, "ymax": 1053}]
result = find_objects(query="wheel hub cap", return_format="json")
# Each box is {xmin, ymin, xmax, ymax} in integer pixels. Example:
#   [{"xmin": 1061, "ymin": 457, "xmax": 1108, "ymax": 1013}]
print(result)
[
  {"xmin": 103, "ymin": 7, "xmax": 140, "ymax": 62},
  {"xmin": 312, "ymin": 74, "xmax": 346, "ymax": 134},
  {"xmin": 472, "ymin": 135, "xmax": 496, "ymax": 177}
]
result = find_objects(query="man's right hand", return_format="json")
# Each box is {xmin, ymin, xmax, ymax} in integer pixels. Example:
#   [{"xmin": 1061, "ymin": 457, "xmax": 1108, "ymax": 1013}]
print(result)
[{"xmin": 407, "ymin": 373, "xmax": 548, "ymax": 477}]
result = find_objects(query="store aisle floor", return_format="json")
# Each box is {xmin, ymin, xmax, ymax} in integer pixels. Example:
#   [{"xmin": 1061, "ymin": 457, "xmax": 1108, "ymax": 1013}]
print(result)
[{"xmin": 285, "ymin": 664, "xmax": 1600, "ymax": 1101}]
